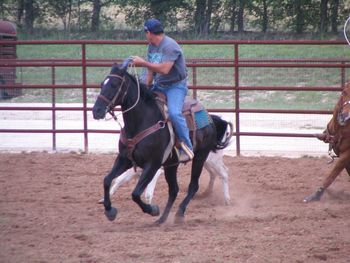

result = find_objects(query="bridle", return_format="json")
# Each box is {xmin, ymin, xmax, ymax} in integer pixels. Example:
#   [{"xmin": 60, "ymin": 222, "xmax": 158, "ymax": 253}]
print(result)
[
  {"xmin": 98, "ymin": 71, "xmax": 140, "ymax": 120},
  {"xmin": 98, "ymin": 74, "xmax": 128, "ymax": 117},
  {"xmin": 337, "ymin": 90, "xmax": 350, "ymax": 126}
]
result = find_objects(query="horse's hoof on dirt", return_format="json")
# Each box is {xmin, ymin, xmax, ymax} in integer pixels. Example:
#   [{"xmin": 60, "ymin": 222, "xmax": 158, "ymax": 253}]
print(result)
[
  {"xmin": 174, "ymin": 214, "xmax": 185, "ymax": 225},
  {"xmin": 150, "ymin": 205, "xmax": 160, "ymax": 216},
  {"xmin": 155, "ymin": 217, "xmax": 165, "ymax": 225},
  {"xmin": 303, "ymin": 193, "xmax": 321, "ymax": 203},
  {"xmin": 303, "ymin": 188, "xmax": 324, "ymax": 203},
  {"xmin": 105, "ymin": 207, "xmax": 118, "ymax": 221},
  {"xmin": 98, "ymin": 197, "xmax": 104, "ymax": 204}
]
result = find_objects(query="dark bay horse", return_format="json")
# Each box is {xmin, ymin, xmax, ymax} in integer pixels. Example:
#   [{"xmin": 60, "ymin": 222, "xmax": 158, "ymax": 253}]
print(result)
[
  {"xmin": 92, "ymin": 60, "xmax": 232, "ymax": 224},
  {"xmin": 304, "ymin": 82, "xmax": 350, "ymax": 202}
]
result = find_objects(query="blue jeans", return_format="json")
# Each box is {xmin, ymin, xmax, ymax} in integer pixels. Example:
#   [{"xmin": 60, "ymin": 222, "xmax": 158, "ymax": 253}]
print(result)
[{"xmin": 152, "ymin": 81, "xmax": 193, "ymax": 151}]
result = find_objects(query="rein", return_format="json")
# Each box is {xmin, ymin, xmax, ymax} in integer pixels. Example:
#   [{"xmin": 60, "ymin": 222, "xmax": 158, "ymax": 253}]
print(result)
[
  {"xmin": 325, "ymin": 93, "xmax": 350, "ymax": 162},
  {"xmin": 98, "ymin": 74, "xmax": 128, "ymax": 120},
  {"xmin": 98, "ymin": 66, "xmax": 141, "ymax": 121},
  {"xmin": 98, "ymin": 65, "xmax": 170, "ymax": 165},
  {"xmin": 120, "ymin": 120, "xmax": 167, "ymax": 162}
]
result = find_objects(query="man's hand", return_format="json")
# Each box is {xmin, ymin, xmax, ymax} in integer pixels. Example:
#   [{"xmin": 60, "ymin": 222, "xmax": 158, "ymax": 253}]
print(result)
[{"xmin": 131, "ymin": 56, "xmax": 146, "ymax": 67}]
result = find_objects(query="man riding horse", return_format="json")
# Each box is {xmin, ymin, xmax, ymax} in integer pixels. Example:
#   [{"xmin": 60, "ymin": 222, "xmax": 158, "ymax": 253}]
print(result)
[{"xmin": 131, "ymin": 18, "xmax": 194, "ymax": 163}]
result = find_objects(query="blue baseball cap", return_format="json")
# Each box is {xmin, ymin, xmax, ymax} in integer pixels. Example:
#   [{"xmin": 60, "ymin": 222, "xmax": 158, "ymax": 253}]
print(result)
[{"xmin": 144, "ymin": 18, "xmax": 164, "ymax": 34}]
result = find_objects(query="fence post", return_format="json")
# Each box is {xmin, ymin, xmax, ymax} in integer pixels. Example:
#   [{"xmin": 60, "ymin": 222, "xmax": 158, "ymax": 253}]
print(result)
[
  {"xmin": 82, "ymin": 44, "xmax": 88, "ymax": 152},
  {"xmin": 51, "ymin": 66, "xmax": 56, "ymax": 150},
  {"xmin": 234, "ymin": 43, "xmax": 240, "ymax": 156},
  {"xmin": 192, "ymin": 62, "xmax": 197, "ymax": 99},
  {"xmin": 341, "ymin": 61, "xmax": 345, "ymax": 88}
]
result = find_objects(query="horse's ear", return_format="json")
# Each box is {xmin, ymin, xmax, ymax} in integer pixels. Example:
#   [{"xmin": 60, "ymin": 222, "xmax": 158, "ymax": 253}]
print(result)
[
  {"xmin": 111, "ymin": 63, "xmax": 119, "ymax": 70},
  {"xmin": 120, "ymin": 57, "xmax": 133, "ymax": 71}
]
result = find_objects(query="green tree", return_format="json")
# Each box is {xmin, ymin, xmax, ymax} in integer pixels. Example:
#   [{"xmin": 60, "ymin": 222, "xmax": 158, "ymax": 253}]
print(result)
[
  {"xmin": 319, "ymin": 0, "xmax": 328, "ymax": 33},
  {"xmin": 237, "ymin": 0, "xmax": 245, "ymax": 32},
  {"xmin": 46, "ymin": 0, "xmax": 73, "ymax": 30},
  {"xmin": 118, "ymin": 0, "xmax": 188, "ymax": 30},
  {"xmin": 90, "ymin": 0, "xmax": 115, "ymax": 32},
  {"xmin": 330, "ymin": 0, "xmax": 339, "ymax": 33}
]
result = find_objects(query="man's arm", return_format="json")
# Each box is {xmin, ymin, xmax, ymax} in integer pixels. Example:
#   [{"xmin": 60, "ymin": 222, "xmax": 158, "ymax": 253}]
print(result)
[{"xmin": 131, "ymin": 56, "xmax": 174, "ymax": 75}]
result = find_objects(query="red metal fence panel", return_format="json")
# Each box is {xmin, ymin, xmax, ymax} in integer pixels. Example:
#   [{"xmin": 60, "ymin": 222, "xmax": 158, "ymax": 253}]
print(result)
[{"xmin": 0, "ymin": 40, "xmax": 348, "ymax": 156}]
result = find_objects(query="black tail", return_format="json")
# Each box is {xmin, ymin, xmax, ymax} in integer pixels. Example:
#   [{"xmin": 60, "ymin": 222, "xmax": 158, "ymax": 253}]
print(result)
[{"xmin": 210, "ymin": 114, "xmax": 234, "ymax": 150}]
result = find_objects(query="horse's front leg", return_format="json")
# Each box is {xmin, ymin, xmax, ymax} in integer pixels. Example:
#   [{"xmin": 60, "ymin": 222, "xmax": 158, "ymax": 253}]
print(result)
[
  {"xmin": 98, "ymin": 167, "xmax": 141, "ymax": 204},
  {"xmin": 131, "ymin": 164, "xmax": 161, "ymax": 217},
  {"xmin": 103, "ymin": 157, "xmax": 132, "ymax": 221},
  {"xmin": 304, "ymin": 149, "xmax": 350, "ymax": 203},
  {"xmin": 144, "ymin": 168, "xmax": 163, "ymax": 204}
]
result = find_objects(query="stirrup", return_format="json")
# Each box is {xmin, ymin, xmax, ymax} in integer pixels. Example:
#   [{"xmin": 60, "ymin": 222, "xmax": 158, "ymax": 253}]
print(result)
[{"xmin": 178, "ymin": 142, "xmax": 194, "ymax": 163}]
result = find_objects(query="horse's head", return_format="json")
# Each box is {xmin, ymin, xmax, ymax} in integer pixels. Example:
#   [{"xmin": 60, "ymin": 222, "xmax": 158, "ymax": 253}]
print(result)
[
  {"xmin": 92, "ymin": 58, "xmax": 132, "ymax": 120},
  {"xmin": 337, "ymin": 82, "xmax": 350, "ymax": 126}
]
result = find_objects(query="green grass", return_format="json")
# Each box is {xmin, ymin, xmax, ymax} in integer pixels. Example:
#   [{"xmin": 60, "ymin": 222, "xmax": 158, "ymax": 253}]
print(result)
[{"xmin": 3, "ymin": 42, "xmax": 349, "ymax": 110}]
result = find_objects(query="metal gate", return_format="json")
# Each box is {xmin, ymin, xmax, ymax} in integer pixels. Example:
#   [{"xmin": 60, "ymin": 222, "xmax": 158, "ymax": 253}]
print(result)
[{"xmin": 0, "ymin": 39, "xmax": 348, "ymax": 156}]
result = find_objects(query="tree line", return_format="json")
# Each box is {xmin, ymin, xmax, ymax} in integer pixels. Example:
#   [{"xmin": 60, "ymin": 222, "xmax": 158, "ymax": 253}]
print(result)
[{"xmin": 0, "ymin": 0, "xmax": 349, "ymax": 37}]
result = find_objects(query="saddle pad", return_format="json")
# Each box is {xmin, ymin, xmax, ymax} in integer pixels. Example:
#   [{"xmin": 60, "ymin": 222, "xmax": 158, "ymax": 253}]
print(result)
[{"xmin": 194, "ymin": 109, "xmax": 211, "ymax": 129}]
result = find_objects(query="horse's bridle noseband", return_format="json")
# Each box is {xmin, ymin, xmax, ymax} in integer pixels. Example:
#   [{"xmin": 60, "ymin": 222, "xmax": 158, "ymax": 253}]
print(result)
[
  {"xmin": 98, "ymin": 73, "xmax": 129, "ymax": 115},
  {"xmin": 337, "ymin": 91, "xmax": 350, "ymax": 126}
]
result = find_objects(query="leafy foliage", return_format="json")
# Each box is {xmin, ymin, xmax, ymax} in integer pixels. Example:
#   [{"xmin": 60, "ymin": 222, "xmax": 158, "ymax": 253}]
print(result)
[{"xmin": 0, "ymin": 0, "xmax": 349, "ymax": 36}]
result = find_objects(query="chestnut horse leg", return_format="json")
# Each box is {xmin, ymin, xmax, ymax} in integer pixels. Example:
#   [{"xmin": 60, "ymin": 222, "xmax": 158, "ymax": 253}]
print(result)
[
  {"xmin": 304, "ymin": 149, "xmax": 350, "ymax": 202},
  {"xmin": 346, "ymin": 163, "xmax": 350, "ymax": 176}
]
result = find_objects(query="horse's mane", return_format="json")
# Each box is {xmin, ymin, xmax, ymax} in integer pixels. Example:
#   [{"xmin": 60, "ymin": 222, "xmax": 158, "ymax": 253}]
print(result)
[{"xmin": 126, "ymin": 72, "xmax": 156, "ymax": 103}]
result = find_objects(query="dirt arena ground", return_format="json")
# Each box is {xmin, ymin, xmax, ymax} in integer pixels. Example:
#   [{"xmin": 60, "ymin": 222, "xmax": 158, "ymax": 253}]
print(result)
[{"xmin": 1, "ymin": 152, "xmax": 349, "ymax": 263}]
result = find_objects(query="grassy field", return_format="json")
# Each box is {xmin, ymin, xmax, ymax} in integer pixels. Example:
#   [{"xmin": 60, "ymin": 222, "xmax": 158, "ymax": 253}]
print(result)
[{"xmin": 4, "ymin": 42, "xmax": 349, "ymax": 110}]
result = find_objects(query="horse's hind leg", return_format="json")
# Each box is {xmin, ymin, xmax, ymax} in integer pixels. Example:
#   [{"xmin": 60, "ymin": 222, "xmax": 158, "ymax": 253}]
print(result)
[
  {"xmin": 156, "ymin": 165, "xmax": 179, "ymax": 224},
  {"xmin": 213, "ymin": 151, "xmax": 230, "ymax": 205},
  {"xmin": 131, "ymin": 164, "xmax": 161, "ymax": 217},
  {"xmin": 202, "ymin": 150, "xmax": 231, "ymax": 205},
  {"xmin": 346, "ymin": 163, "xmax": 350, "ymax": 177},
  {"xmin": 175, "ymin": 151, "xmax": 208, "ymax": 223},
  {"xmin": 199, "ymin": 163, "xmax": 215, "ymax": 197}
]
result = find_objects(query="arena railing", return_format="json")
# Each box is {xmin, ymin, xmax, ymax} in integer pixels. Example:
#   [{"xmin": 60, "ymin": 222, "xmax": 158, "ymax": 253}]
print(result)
[{"xmin": 0, "ymin": 40, "xmax": 348, "ymax": 155}]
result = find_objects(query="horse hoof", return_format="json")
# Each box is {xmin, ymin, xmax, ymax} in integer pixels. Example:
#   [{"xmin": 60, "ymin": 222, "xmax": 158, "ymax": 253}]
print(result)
[
  {"xmin": 303, "ymin": 194, "xmax": 320, "ymax": 203},
  {"xmin": 174, "ymin": 214, "xmax": 185, "ymax": 225},
  {"xmin": 303, "ymin": 188, "xmax": 324, "ymax": 203},
  {"xmin": 150, "ymin": 205, "xmax": 160, "ymax": 216},
  {"xmin": 104, "ymin": 207, "xmax": 118, "ymax": 221},
  {"xmin": 155, "ymin": 217, "xmax": 165, "ymax": 225},
  {"xmin": 98, "ymin": 197, "xmax": 104, "ymax": 204}
]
